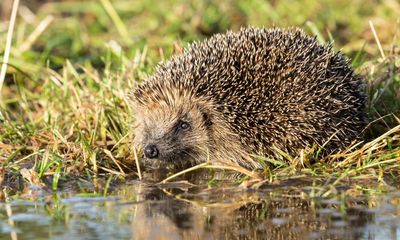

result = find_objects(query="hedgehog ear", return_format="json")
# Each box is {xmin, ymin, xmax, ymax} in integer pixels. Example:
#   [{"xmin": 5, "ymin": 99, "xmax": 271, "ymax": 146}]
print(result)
[
  {"xmin": 202, "ymin": 111, "xmax": 212, "ymax": 127},
  {"xmin": 196, "ymin": 102, "xmax": 213, "ymax": 127}
]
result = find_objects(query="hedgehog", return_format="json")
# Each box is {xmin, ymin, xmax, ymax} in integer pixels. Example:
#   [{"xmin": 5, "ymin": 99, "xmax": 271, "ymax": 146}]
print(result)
[{"xmin": 131, "ymin": 27, "xmax": 366, "ymax": 170}]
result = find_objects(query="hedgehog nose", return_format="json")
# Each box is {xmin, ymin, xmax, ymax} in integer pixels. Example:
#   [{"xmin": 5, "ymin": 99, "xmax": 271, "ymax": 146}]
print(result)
[{"xmin": 144, "ymin": 144, "xmax": 159, "ymax": 159}]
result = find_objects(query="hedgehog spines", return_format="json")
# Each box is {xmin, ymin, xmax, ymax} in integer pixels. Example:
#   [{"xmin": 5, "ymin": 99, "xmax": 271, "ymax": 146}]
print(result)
[{"xmin": 132, "ymin": 27, "xmax": 366, "ymax": 169}]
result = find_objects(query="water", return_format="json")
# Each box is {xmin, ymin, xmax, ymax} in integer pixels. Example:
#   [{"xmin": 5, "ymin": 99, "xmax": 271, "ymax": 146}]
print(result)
[{"xmin": 1, "ymin": 177, "xmax": 400, "ymax": 240}]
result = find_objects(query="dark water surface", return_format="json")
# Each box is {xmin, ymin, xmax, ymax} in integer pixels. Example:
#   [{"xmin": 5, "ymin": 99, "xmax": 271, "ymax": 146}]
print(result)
[{"xmin": 1, "ymin": 176, "xmax": 400, "ymax": 240}]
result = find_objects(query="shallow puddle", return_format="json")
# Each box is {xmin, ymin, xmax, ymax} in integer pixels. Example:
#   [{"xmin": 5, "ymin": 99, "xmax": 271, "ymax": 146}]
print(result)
[{"xmin": 1, "ymin": 177, "xmax": 400, "ymax": 240}]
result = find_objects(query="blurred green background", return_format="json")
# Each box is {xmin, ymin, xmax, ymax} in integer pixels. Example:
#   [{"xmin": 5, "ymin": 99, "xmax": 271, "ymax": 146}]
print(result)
[{"xmin": 0, "ymin": 0, "xmax": 398, "ymax": 73}]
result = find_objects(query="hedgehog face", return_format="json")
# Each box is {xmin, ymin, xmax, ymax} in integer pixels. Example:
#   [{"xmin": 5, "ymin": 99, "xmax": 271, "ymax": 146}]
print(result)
[{"xmin": 133, "ymin": 94, "xmax": 213, "ymax": 169}]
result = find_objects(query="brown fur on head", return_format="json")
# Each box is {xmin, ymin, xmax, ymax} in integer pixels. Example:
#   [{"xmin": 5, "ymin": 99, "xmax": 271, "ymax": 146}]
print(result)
[{"xmin": 131, "ymin": 85, "xmax": 254, "ymax": 169}]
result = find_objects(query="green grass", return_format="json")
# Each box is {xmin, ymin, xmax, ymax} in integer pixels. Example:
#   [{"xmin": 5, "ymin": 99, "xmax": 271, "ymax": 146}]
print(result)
[{"xmin": 0, "ymin": 0, "xmax": 399, "ymax": 196}]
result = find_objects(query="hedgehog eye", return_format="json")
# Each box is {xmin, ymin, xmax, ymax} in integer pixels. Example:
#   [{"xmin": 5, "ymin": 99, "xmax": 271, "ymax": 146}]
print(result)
[{"xmin": 177, "ymin": 120, "xmax": 190, "ymax": 131}]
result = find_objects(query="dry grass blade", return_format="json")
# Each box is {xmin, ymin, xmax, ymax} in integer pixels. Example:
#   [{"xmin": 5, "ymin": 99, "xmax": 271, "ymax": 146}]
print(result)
[
  {"xmin": 160, "ymin": 162, "xmax": 261, "ymax": 184},
  {"xmin": 0, "ymin": 167, "xmax": 4, "ymax": 202},
  {"xmin": 160, "ymin": 162, "xmax": 209, "ymax": 184},
  {"xmin": 200, "ymin": 164, "xmax": 261, "ymax": 179},
  {"xmin": 133, "ymin": 147, "xmax": 142, "ymax": 180},
  {"xmin": 0, "ymin": 0, "xmax": 19, "ymax": 95},
  {"xmin": 99, "ymin": 0, "xmax": 130, "ymax": 44},
  {"xmin": 103, "ymin": 149, "xmax": 126, "ymax": 176},
  {"xmin": 369, "ymin": 20, "xmax": 386, "ymax": 59},
  {"xmin": 334, "ymin": 124, "xmax": 400, "ymax": 168},
  {"xmin": 161, "ymin": 187, "xmax": 260, "ymax": 209},
  {"xmin": 18, "ymin": 15, "xmax": 54, "ymax": 53}
]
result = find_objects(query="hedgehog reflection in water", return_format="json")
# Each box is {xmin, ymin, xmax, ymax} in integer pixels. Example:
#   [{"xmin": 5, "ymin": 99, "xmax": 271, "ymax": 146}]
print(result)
[
  {"xmin": 132, "ymin": 27, "xmax": 366, "ymax": 169},
  {"xmin": 130, "ymin": 187, "xmax": 374, "ymax": 240}
]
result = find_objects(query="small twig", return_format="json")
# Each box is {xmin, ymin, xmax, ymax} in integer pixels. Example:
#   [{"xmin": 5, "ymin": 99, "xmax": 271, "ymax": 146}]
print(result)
[{"xmin": 0, "ymin": 0, "xmax": 19, "ymax": 96}]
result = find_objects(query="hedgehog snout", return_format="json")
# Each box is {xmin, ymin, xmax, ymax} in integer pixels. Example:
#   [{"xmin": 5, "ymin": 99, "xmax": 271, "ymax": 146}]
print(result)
[{"xmin": 144, "ymin": 144, "xmax": 159, "ymax": 159}]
